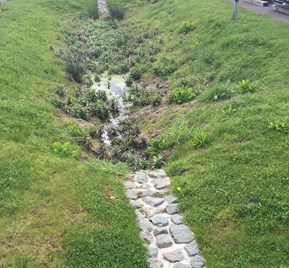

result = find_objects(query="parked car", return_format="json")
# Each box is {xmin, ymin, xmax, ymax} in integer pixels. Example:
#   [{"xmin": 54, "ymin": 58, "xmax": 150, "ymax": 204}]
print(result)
[{"xmin": 273, "ymin": 0, "xmax": 289, "ymax": 8}]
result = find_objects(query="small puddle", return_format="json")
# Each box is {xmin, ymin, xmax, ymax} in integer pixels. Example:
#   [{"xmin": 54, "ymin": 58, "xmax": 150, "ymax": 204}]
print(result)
[{"xmin": 92, "ymin": 74, "xmax": 130, "ymax": 146}]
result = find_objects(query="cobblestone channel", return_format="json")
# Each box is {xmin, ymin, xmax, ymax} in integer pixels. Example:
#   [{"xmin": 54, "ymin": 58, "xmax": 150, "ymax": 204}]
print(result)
[{"xmin": 125, "ymin": 170, "xmax": 206, "ymax": 268}]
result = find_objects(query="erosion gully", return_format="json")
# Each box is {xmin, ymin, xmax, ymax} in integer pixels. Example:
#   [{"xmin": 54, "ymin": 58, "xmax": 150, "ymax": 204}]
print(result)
[{"xmin": 89, "ymin": 1, "xmax": 207, "ymax": 267}]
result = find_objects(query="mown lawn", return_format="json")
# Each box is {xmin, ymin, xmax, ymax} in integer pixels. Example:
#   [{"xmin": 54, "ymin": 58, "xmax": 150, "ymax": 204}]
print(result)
[
  {"xmin": 106, "ymin": 0, "xmax": 289, "ymax": 267},
  {"xmin": 0, "ymin": 0, "xmax": 148, "ymax": 267}
]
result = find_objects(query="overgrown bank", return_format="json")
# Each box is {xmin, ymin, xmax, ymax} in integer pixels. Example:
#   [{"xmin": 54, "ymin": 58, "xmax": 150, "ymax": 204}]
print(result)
[
  {"xmin": 0, "ymin": 0, "xmax": 148, "ymax": 267},
  {"xmin": 102, "ymin": 0, "xmax": 289, "ymax": 267}
]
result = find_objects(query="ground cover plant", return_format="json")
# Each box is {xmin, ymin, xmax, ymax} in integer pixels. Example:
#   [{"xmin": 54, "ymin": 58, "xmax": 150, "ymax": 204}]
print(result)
[
  {"xmin": 107, "ymin": 0, "xmax": 289, "ymax": 267},
  {"xmin": 0, "ymin": 0, "xmax": 148, "ymax": 267}
]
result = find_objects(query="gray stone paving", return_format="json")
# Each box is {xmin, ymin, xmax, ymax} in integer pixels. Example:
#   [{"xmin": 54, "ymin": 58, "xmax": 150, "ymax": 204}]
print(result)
[
  {"xmin": 125, "ymin": 170, "xmax": 206, "ymax": 268},
  {"xmin": 98, "ymin": 0, "xmax": 108, "ymax": 15}
]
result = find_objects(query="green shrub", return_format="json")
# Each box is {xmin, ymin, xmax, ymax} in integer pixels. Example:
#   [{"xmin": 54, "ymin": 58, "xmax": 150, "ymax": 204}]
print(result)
[
  {"xmin": 108, "ymin": 4, "xmax": 125, "ymax": 20},
  {"xmin": 65, "ymin": 56, "xmax": 85, "ymax": 83},
  {"xmin": 169, "ymin": 86, "xmax": 196, "ymax": 104},
  {"xmin": 239, "ymin": 79, "xmax": 255, "ymax": 93},
  {"xmin": 51, "ymin": 142, "xmax": 80, "ymax": 158},
  {"xmin": 55, "ymin": 84, "xmax": 65, "ymax": 97},
  {"xmin": 153, "ymin": 57, "xmax": 176, "ymax": 76},
  {"xmin": 179, "ymin": 21, "xmax": 196, "ymax": 34},
  {"xmin": 70, "ymin": 104, "xmax": 89, "ymax": 120},
  {"xmin": 130, "ymin": 68, "xmax": 142, "ymax": 81},
  {"xmin": 147, "ymin": 138, "xmax": 171, "ymax": 156},
  {"xmin": 269, "ymin": 121, "xmax": 289, "ymax": 134},
  {"xmin": 67, "ymin": 121, "xmax": 87, "ymax": 137},
  {"xmin": 152, "ymin": 154, "xmax": 165, "ymax": 168},
  {"xmin": 87, "ymin": 2, "xmax": 99, "ymax": 20},
  {"xmin": 192, "ymin": 131, "xmax": 210, "ymax": 148}
]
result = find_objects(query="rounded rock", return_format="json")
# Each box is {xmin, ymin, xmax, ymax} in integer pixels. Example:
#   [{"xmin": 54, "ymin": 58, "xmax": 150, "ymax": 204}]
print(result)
[{"xmin": 151, "ymin": 214, "xmax": 169, "ymax": 227}]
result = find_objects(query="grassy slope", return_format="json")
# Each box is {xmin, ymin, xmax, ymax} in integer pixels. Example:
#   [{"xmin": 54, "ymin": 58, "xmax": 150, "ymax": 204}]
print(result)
[
  {"xmin": 0, "ymin": 0, "xmax": 147, "ymax": 267},
  {"xmin": 108, "ymin": 0, "xmax": 289, "ymax": 267}
]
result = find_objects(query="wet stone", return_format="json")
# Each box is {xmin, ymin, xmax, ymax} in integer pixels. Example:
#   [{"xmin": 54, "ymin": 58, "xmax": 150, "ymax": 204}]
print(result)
[
  {"xmin": 163, "ymin": 249, "xmax": 184, "ymax": 263},
  {"xmin": 171, "ymin": 214, "xmax": 183, "ymax": 224},
  {"xmin": 142, "ymin": 196, "xmax": 164, "ymax": 207},
  {"xmin": 185, "ymin": 240, "xmax": 199, "ymax": 256},
  {"xmin": 151, "ymin": 214, "xmax": 169, "ymax": 227},
  {"xmin": 141, "ymin": 230, "xmax": 154, "ymax": 244},
  {"xmin": 148, "ymin": 170, "xmax": 167, "ymax": 178},
  {"xmin": 190, "ymin": 255, "xmax": 205, "ymax": 268},
  {"xmin": 170, "ymin": 225, "xmax": 194, "ymax": 244},
  {"xmin": 166, "ymin": 204, "xmax": 179, "ymax": 215},
  {"xmin": 148, "ymin": 246, "xmax": 158, "ymax": 259},
  {"xmin": 130, "ymin": 200, "xmax": 143, "ymax": 209},
  {"xmin": 172, "ymin": 263, "xmax": 191, "ymax": 268},
  {"xmin": 136, "ymin": 172, "xmax": 148, "ymax": 183},
  {"xmin": 156, "ymin": 234, "xmax": 173, "ymax": 248},
  {"xmin": 153, "ymin": 227, "xmax": 168, "ymax": 236},
  {"xmin": 165, "ymin": 194, "xmax": 178, "ymax": 204}
]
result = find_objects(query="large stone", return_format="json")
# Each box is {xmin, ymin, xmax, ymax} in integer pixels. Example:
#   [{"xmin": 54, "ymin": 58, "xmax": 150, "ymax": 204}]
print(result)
[
  {"xmin": 151, "ymin": 214, "xmax": 169, "ymax": 227},
  {"xmin": 153, "ymin": 227, "xmax": 168, "ymax": 236},
  {"xmin": 150, "ymin": 259, "xmax": 164, "ymax": 268},
  {"xmin": 136, "ymin": 172, "xmax": 148, "ymax": 183},
  {"xmin": 139, "ymin": 218, "xmax": 152, "ymax": 231},
  {"xmin": 185, "ymin": 240, "xmax": 199, "ymax": 256},
  {"xmin": 126, "ymin": 189, "xmax": 137, "ymax": 200},
  {"xmin": 171, "ymin": 214, "xmax": 183, "ymax": 224},
  {"xmin": 124, "ymin": 181, "xmax": 136, "ymax": 189},
  {"xmin": 165, "ymin": 194, "xmax": 178, "ymax": 204},
  {"xmin": 141, "ymin": 230, "xmax": 154, "ymax": 244},
  {"xmin": 142, "ymin": 196, "xmax": 164, "ymax": 207},
  {"xmin": 170, "ymin": 225, "xmax": 194, "ymax": 244},
  {"xmin": 163, "ymin": 249, "xmax": 184, "ymax": 262},
  {"xmin": 154, "ymin": 178, "xmax": 170, "ymax": 190},
  {"xmin": 190, "ymin": 255, "xmax": 205, "ymax": 268},
  {"xmin": 148, "ymin": 170, "xmax": 167, "ymax": 178},
  {"xmin": 166, "ymin": 204, "xmax": 179, "ymax": 215},
  {"xmin": 148, "ymin": 246, "xmax": 158, "ymax": 259},
  {"xmin": 130, "ymin": 200, "xmax": 143, "ymax": 209},
  {"xmin": 156, "ymin": 234, "xmax": 173, "ymax": 248},
  {"xmin": 172, "ymin": 263, "xmax": 191, "ymax": 268},
  {"xmin": 138, "ymin": 189, "xmax": 157, "ymax": 198}
]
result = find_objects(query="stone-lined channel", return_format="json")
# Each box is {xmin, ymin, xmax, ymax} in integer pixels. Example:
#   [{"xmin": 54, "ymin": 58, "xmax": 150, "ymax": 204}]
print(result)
[
  {"xmin": 97, "ymin": 1, "xmax": 206, "ymax": 267},
  {"xmin": 125, "ymin": 170, "xmax": 206, "ymax": 268}
]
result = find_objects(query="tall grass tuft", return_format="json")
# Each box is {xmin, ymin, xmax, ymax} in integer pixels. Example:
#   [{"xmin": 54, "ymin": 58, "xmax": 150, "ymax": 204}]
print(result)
[
  {"xmin": 87, "ymin": 1, "xmax": 99, "ymax": 20},
  {"xmin": 108, "ymin": 4, "xmax": 125, "ymax": 20}
]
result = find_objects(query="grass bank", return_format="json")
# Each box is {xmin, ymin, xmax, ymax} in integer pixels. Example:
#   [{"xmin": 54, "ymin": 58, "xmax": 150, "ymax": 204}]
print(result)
[
  {"xmin": 0, "ymin": 0, "xmax": 148, "ymax": 267},
  {"xmin": 106, "ymin": 0, "xmax": 289, "ymax": 267}
]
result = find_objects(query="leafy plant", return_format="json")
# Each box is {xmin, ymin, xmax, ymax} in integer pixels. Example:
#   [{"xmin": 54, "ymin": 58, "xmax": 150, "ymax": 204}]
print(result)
[
  {"xmin": 192, "ymin": 131, "xmax": 210, "ymax": 148},
  {"xmin": 179, "ymin": 21, "xmax": 196, "ymax": 34},
  {"xmin": 169, "ymin": 86, "xmax": 196, "ymax": 104},
  {"xmin": 55, "ymin": 84, "xmax": 65, "ymax": 97},
  {"xmin": 269, "ymin": 121, "xmax": 289, "ymax": 134},
  {"xmin": 239, "ymin": 79, "xmax": 255, "ymax": 93},
  {"xmin": 152, "ymin": 154, "xmax": 165, "ymax": 168},
  {"xmin": 147, "ymin": 138, "xmax": 171, "ymax": 156},
  {"xmin": 67, "ymin": 121, "xmax": 86, "ymax": 137},
  {"xmin": 51, "ymin": 142, "xmax": 80, "ymax": 158}
]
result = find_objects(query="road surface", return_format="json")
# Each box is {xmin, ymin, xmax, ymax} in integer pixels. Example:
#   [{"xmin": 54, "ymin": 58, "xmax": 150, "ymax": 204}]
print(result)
[{"xmin": 229, "ymin": 0, "xmax": 289, "ymax": 23}]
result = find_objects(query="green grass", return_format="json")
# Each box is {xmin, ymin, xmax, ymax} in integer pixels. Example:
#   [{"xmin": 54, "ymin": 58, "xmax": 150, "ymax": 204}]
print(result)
[
  {"xmin": 105, "ymin": 0, "xmax": 289, "ymax": 267},
  {"xmin": 0, "ymin": 0, "xmax": 148, "ymax": 267}
]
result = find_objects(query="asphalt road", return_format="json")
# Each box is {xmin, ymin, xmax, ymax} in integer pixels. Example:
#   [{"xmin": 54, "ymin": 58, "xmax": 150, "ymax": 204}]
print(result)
[{"xmin": 230, "ymin": 0, "xmax": 289, "ymax": 23}]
